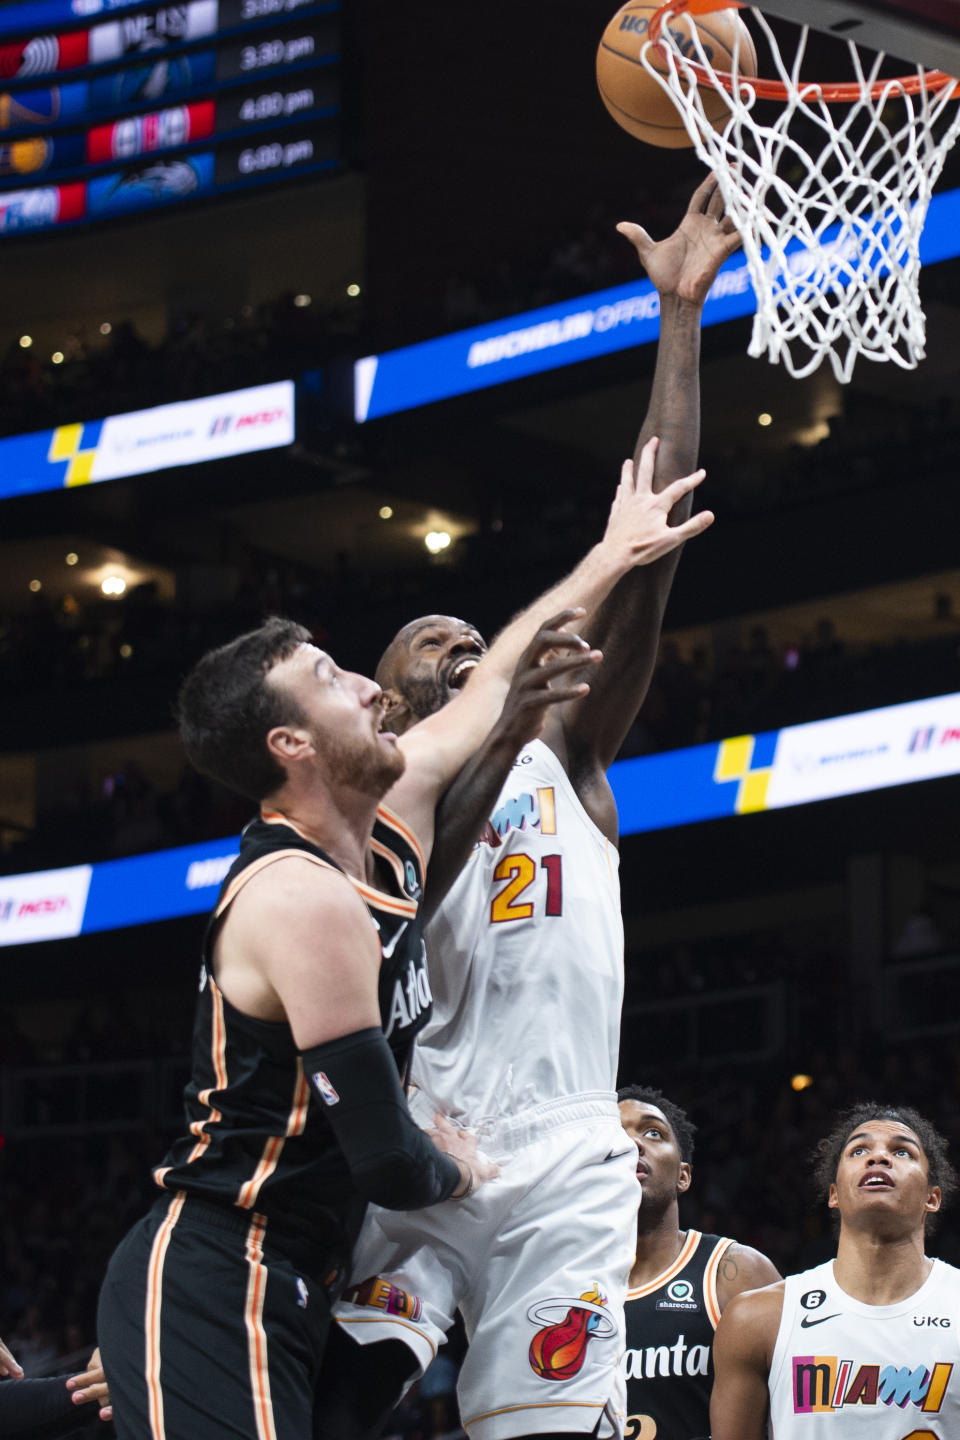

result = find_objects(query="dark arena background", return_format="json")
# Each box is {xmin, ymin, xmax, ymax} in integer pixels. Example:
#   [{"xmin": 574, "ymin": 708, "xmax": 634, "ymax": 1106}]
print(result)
[{"xmin": 3, "ymin": 1, "xmax": 960, "ymax": 1435}]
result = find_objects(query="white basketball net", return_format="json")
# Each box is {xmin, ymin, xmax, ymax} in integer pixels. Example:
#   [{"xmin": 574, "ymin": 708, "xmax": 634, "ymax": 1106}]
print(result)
[{"xmin": 643, "ymin": 7, "xmax": 960, "ymax": 381}]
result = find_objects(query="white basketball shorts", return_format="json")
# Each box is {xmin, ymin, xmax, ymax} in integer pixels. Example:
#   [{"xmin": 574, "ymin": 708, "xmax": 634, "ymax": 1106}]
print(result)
[{"xmin": 333, "ymin": 1093, "xmax": 640, "ymax": 1440}]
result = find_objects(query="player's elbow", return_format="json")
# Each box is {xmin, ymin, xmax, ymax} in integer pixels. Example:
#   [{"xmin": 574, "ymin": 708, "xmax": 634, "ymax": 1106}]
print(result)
[{"xmin": 351, "ymin": 1148, "xmax": 452, "ymax": 1210}]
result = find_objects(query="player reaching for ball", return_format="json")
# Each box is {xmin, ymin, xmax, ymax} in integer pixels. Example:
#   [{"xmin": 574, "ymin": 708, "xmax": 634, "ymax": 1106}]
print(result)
[{"xmin": 313, "ymin": 177, "xmax": 741, "ymax": 1440}]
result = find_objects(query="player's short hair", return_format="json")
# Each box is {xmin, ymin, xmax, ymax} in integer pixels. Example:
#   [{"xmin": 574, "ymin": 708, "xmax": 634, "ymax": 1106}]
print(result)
[
  {"xmin": 617, "ymin": 1084, "xmax": 696, "ymax": 1164},
  {"xmin": 812, "ymin": 1102, "xmax": 957, "ymax": 1227},
  {"xmin": 177, "ymin": 616, "xmax": 312, "ymax": 802}
]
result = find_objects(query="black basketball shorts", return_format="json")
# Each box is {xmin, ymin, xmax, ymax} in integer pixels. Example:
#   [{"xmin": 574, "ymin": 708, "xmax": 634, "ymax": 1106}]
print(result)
[{"xmin": 98, "ymin": 1194, "xmax": 334, "ymax": 1440}]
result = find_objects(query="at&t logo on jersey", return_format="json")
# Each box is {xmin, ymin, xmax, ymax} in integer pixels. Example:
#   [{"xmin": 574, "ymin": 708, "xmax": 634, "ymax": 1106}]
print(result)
[
  {"xmin": 527, "ymin": 1285, "xmax": 617, "ymax": 1381},
  {"xmin": 792, "ymin": 1355, "xmax": 954, "ymax": 1414}
]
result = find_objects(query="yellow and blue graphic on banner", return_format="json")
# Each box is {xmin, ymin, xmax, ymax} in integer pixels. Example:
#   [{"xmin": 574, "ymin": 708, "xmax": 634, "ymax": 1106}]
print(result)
[
  {"xmin": 46, "ymin": 419, "xmax": 104, "ymax": 487},
  {"xmin": 713, "ymin": 734, "xmax": 776, "ymax": 814}
]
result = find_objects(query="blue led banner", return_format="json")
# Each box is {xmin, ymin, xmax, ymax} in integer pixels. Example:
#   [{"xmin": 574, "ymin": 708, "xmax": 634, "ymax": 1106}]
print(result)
[
  {"xmin": 3, "ymin": 690, "xmax": 960, "ymax": 946},
  {"xmin": 354, "ymin": 185, "xmax": 960, "ymax": 422},
  {"xmin": 0, "ymin": 379, "xmax": 294, "ymax": 500}
]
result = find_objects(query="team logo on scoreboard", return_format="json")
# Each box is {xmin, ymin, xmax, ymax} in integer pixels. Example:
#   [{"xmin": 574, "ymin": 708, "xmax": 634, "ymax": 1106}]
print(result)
[{"xmin": 527, "ymin": 1286, "xmax": 617, "ymax": 1381}]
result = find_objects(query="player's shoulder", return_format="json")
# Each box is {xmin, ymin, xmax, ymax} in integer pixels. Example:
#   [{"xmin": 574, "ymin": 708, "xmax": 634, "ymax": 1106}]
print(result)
[
  {"xmin": 722, "ymin": 1277, "xmax": 786, "ymax": 1325},
  {"xmin": 930, "ymin": 1256, "xmax": 960, "ymax": 1286},
  {"xmin": 718, "ymin": 1240, "xmax": 782, "ymax": 1291},
  {"xmin": 229, "ymin": 850, "xmax": 367, "ymax": 930},
  {"xmin": 714, "ymin": 1279, "xmax": 785, "ymax": 1368}
]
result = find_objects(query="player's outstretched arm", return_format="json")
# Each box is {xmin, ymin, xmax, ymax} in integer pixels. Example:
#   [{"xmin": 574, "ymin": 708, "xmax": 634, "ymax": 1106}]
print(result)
[
  {"xmin": 388, "ymin": 453, "xmax": 710, "ymax": 857},
  {"xmin": 710, "ymin": 1284, "xmax": 782, "ymax": 1440},
  {"xmin": 550, "ymin": 175, "xmax": 740, "ymax": 775},
  {"xmin": 421, "ymin": 614, "xmax": 602, "ymax": 922},
  {"xmin": 224, "ymin": 860, "xmax": 495, "ymax": 1207}
]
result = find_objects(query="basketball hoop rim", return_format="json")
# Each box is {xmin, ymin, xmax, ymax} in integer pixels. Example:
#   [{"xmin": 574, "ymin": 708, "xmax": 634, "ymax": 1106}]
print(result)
[{"xmin": 648, "ymin": 0, "xmax": 960, "ymax": 101}]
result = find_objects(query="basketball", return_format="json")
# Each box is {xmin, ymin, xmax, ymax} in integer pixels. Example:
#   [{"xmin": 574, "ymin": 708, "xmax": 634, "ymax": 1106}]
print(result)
[{"xmin": 596, "ymin": 2, "xmax": 758, "ymax": 149}]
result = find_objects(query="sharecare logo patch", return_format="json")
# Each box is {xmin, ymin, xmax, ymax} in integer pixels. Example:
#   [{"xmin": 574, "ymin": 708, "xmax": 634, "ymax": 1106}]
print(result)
[{"xmin": 312, "ymin": 1072, "xmax": 340, "ymax": 1106}]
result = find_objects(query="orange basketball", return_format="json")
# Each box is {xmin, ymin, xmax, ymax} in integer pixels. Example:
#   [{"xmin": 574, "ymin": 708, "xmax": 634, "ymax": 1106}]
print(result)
[{"xmin": 596, "ymin": 2, "xmax": 758, "ymax": 149}]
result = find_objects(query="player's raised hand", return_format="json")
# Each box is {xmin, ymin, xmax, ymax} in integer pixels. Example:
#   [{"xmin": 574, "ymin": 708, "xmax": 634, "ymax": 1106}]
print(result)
[
  {"xmin": 602, "ymin": 437, "xmax": 713, "ymax": 568},
  {"xmin": 491, "ymin": 609, "xmax": 602, "ymax": 746},
  {"xmin": 430, "ymin": 1113, "xmax": 500, "ymax": 1198},
  {"xmin": 617, "ymin": 172, "xmax": 741, "ymax": 305}
]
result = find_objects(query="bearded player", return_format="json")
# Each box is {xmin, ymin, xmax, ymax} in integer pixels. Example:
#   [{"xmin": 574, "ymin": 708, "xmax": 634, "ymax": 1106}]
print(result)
[
  {"xmin": 316, "ymin": 178, "xmax": 741, "ymax": 1440},
  {"xmin": 97, "ymin": 460, "xmax": 707, "ymax": 1439}
]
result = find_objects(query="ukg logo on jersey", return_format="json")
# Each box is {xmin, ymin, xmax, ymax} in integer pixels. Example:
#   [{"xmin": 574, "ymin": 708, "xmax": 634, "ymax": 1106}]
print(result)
[{"xmin": 792, "ymin": 1355, "xmax": 953, "ymax": 1414}]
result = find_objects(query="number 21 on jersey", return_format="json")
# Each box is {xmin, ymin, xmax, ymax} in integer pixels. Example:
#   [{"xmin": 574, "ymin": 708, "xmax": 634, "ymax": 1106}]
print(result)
[{"xmin": 491, "ymin": 853, "xmax": 563, "ymax": 923}]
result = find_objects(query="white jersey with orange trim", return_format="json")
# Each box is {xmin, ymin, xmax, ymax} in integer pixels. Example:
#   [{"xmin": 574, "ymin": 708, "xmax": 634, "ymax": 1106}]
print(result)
[
  {"xmin": 410, "ymin": 738, "xmax": 624, "ymax": 1128},
  {"xmin": 768, "ymin": 1257, "xmax": 960, "ymax": 1437},
  {"xmin": 331, "ymin": 739, "xmax": 636, "ymax": 1439}
]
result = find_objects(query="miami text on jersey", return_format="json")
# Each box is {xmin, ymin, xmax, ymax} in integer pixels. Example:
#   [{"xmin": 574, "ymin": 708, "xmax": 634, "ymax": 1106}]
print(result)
[
  {"xmin": 481, "ymin": 786, "xmax": 557, "ymax": 847},
  {"xmin": 792, "ymin": 1355, "xmax": 954, "ymax": 1414}
]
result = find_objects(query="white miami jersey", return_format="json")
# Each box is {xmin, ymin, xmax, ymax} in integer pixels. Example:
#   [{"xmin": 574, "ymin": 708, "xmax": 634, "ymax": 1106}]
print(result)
[
  {"xmin": 768, "ymin": 1257, "xmax": 960, "ymax": 1438},
  {"xmin": 410, "ymin": 739, "xmax": 623, "ymax": 1127}
]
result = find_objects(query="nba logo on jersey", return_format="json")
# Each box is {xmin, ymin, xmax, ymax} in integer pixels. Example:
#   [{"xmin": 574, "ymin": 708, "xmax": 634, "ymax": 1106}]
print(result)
[{"xmin": 312, "ymin": 1071, "xmax": 340, "ymax": 1106}]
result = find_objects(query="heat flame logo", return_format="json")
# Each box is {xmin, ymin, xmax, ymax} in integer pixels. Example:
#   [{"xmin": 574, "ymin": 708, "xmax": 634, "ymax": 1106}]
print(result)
[{"xmin": 527, "ymin": 1284, "xmax": 616, "ymax": 1381}]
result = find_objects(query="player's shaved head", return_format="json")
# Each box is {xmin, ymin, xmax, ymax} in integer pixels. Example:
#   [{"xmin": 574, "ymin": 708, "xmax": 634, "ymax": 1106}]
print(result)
[
  {"xmin": 375, "ymin": 616, "xmax": 462, "ymax": 690},
  {"xmin": 375, "ymin": 614, "xmax": 488, "ymax": 730}
]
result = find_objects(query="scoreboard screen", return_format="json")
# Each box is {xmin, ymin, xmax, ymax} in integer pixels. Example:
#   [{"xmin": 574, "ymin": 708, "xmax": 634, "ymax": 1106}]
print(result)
[{"xmin": 0, "ymin": 0, "xmax": 340, "ymax": 234}]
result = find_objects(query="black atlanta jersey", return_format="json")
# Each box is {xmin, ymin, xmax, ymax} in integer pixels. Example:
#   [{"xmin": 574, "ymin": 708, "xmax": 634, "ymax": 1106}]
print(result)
[
  {"xmin": 155, "ymin": 805, "xmax": 430, "ymax": 1271},
  {"xmin": 622, "ymin": 1230, "xmax": 732, "ymax": 1440}
]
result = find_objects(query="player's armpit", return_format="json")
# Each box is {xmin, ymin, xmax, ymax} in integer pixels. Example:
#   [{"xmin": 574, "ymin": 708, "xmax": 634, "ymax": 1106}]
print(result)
[
  {"xmin": 221, "ymin": 857, "xmax": 382, "ymax": 1050},
  {"xmin": 710, "ymin": 1286, "xmax": 783, "ymax": 1440}
]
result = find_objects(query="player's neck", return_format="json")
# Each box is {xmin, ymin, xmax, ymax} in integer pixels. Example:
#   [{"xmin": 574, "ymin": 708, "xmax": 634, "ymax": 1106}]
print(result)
[
  {"xmin": 262, "ymin": 782, "xmax": 381, "ymax": 883},
  {"xmin": 629, "ymin": 1207, "xmax": 685, "ymax": 1288},
  {"xmin": 832, "ymin": 1227, "xmax": 932, "ymax": 1306}
]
